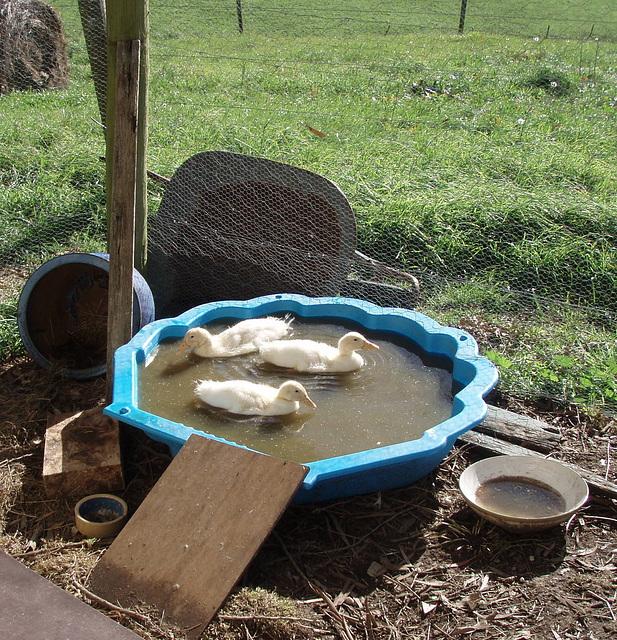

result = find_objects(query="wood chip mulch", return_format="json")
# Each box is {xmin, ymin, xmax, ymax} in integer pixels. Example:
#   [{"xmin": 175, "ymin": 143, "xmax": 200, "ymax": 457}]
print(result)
[{"xmin": 1, "ymin": 358, "xmax": 616, "ymax": 640}]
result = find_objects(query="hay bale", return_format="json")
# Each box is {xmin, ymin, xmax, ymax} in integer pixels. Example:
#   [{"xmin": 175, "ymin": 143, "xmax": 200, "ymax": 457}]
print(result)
[{"xmin": 0, "ymin": 0, "xmax": 69, "ymax": 94}]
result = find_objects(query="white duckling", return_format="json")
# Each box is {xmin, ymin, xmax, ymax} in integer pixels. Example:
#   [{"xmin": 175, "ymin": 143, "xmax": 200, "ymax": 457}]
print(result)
[
  {"xmin": 177, "ymin": 316, "xmax": 291, "ymax": 358},
  {"xmin": 259, "ymin": 331, "xmax": 379, "ymax": 373},
  {"xmin": 195, "ymin": 379, "xmax": 316, "ymax": 416}
]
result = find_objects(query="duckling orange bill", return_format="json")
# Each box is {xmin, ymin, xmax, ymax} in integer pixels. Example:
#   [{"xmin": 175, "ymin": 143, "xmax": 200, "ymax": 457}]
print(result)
[
  {"xmin": 361, "ymin": 337, "xmax": 380, "ymax": 351},
  {"xmin": 176, "ymin": 331, "xmax": 195, "ymax": 353}
]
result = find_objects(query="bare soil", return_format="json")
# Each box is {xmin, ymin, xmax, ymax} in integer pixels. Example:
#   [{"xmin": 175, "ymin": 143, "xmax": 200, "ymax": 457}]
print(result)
[{"xmin": 1, "ymin": 357, "xmax": 615, "ymax": 640}]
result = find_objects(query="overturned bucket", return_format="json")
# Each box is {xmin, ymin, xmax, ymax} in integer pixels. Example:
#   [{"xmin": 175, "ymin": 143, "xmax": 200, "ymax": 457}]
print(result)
[{"xmin": 17, "ymin": 253, "xmax": 155, "ymax": 379}]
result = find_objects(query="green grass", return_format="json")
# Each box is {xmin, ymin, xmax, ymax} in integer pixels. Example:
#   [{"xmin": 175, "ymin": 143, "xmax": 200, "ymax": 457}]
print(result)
[
  {"xmin": 423, "ymin": 282, "xmax": 617, "ymax": 408},
  {"xmin": 1, "ymin": 1, "xmax": 616, "ymax": 413}
]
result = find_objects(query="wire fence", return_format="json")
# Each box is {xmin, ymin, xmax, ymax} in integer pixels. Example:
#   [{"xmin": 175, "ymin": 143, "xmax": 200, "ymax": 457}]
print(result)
[{"xmin": 1, "ymin": 0, "xmax": 616, "ymax": 415}]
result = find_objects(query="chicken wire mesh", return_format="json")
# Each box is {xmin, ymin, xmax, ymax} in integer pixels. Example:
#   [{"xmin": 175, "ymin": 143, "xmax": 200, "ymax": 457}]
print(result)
[
  {"xmin": 0, "ymin": 0, "xmax": 616, "ymax": 416},
  {"xmin": 146, "ymin": 150, "xmax": 358, "ymax": 318}
]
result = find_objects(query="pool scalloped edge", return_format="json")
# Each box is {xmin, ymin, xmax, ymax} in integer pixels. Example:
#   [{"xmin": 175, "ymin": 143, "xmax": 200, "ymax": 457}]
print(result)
[{"xmin": 104, "ymin": 294, "xmax": 498, "ymax": 504}]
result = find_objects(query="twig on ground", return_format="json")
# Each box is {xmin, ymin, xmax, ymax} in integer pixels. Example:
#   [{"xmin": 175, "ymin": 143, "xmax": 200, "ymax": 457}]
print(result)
[
  {"xmin": 72, "ymin": 579, "xmax": 151, "ymax": 624},
  {"xmin": 312, "ymin": 584, "xmax": 356, "ymax": 640},
  {"xmin": 0, "ymin": 453, "xmax": 34, "ymax": 467}
]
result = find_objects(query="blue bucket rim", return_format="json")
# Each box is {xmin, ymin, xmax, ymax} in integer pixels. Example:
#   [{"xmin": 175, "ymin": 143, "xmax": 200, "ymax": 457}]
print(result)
[{"xmin": 17, "ymin": 252, "xmax": 155, "ymax": 379}]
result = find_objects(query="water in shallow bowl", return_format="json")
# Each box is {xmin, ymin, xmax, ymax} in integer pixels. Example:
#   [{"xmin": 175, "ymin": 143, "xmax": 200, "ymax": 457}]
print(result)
[{"xmin": 475, "ymin": 477, "xmax": 567, "ymax": 519}]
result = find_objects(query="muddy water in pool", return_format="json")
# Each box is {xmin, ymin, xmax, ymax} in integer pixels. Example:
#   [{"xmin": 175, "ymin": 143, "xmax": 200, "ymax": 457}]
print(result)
[{"xmin": 138, "ymin": 322, "xmax": 454, "ymax": 463}]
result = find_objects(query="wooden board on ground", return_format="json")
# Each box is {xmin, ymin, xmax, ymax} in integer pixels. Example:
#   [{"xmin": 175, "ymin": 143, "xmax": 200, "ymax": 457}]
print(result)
[
  {"xmin": 88, "ymin": 434, "xmax": 308, "ymax": 638},
  {"xmin": 0, "ymin": 551, "xmax": 140, "ymax": 640}
]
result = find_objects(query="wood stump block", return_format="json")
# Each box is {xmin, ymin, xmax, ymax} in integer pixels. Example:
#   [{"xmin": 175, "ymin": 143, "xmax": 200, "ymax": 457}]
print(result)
[{"xmin": 43, "ymin": 408, "xmax": 124, "ymax": 497}]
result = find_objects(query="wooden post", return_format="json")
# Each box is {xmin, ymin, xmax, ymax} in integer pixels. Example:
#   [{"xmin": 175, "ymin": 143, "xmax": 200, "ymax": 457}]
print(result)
[
  {"xmin": 106, "ymin": 39, "xmax": 140, "ymax": 402},
  {"xmin": 106, "ymin": 0, "xmax": 149, "ymax": 274}
]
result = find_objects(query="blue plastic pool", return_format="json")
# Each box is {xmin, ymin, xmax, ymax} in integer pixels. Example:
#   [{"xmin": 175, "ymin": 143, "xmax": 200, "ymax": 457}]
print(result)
[{"xmin": 105, "ymin": 295, "xmax": 498, "ymax": 503}]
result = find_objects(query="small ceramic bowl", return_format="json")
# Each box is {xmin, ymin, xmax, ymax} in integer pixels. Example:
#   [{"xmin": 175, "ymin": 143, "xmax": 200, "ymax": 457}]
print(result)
[
  {"xmin": 459, "ymin": 455, "xmax": 588, "ymax": 534},
  {"xmin": 74, "ymin": 494, "xmax": 129, "ymax": 538}
]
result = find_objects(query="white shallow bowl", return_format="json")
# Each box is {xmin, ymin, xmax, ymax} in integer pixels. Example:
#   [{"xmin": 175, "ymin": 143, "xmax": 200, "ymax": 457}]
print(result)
[{"xmin": 459, "ymin": 455, "xmax": 589, "ymax": 534}]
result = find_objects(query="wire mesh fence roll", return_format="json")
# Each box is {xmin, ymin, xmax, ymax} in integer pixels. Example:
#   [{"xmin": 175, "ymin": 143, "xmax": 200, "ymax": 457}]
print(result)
[{"xmin": 146, "ymin": 151, "xmax": 357, "ymax": 318}]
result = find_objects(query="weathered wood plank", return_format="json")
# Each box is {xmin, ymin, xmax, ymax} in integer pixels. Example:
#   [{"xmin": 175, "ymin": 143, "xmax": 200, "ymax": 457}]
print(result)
[
  {"xmin": 106, "ymin": 39, "xmax": 140, "ymax": 402},
  {"xmin": 0, "ymin": 551, "xmax": 140, "ymax": 640},
  {"xmin": 88, "ymin": 434, "xmax": 308, "ymax": 638},
  {"xmin": 477, "ymin": 405, "xmax": 561, "ymax": 452},
  {"xmin": 458, "ymin": 429, "xmax": 617, "ymax": 500},
  {"xmin": 106, "ymin": 0, "xmax": 149, "ymax": 272}
]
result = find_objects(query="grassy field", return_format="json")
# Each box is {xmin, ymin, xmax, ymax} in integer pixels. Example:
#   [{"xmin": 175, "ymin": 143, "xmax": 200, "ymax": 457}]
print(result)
[{"xmin": 1, "ymin": 1, "xmax": 616, "ymax": 412}]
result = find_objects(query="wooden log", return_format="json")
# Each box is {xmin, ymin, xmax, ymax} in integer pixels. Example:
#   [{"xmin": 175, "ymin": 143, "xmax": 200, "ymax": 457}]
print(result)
[
  {"xmin": 106, "ymin": 39, "xmax": 140, "ymax": 402},
  {"xmin": 477, "ymin": 405, "xmax": 561, "ymax": 453},
  {"xmin": 458, "ymin": 429, "xmax": 617, "ymax": 500}
]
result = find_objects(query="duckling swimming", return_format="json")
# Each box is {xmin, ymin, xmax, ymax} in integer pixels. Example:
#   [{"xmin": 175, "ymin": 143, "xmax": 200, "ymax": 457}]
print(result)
[
  {"xmin": 259, "ymin": 331, "xmax": 379, "ymax": 373},
  {"xmin": 194, "ymin": 379, "xmax": 316, "ymax": 416},
  {"xmin": 177, "ymin": 316, "xmax": 291, "ymax": 358}
]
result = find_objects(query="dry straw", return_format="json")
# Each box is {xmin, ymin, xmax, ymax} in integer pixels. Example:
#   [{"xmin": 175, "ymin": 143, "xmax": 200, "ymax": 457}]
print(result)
[{"xmin": 0, "ymin": 0, "xmax": 69, "ymax": 94}]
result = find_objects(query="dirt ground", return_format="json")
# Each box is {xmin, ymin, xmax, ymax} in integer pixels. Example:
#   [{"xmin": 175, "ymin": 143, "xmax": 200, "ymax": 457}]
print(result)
[{"xmin": 0, "ymin": 356, "xmax": 616, "ymax": 640}]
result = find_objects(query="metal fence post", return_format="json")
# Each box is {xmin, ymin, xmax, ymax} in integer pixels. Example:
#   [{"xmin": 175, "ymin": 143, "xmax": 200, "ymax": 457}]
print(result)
[{"xmin": 459, "ymin": 0, "xmax": 468, "ymax": 33}]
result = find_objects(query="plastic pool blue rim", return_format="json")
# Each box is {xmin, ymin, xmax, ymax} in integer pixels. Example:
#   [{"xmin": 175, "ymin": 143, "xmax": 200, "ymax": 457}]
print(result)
[{"xmin": 104, "ymin": 294, "xmax": 498, "ymax": 504}]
